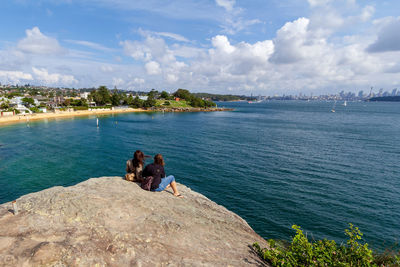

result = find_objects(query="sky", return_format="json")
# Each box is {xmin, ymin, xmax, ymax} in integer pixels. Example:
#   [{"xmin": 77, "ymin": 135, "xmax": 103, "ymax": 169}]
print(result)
[{"xmin": 0, "ymin": 0, "xmax": 400, "ymax": 95}]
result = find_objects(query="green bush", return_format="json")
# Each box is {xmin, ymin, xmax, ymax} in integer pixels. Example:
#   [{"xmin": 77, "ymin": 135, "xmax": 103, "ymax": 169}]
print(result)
[
  {"xmin": 253, "ymin": 224, "xmax": 400, "ymax": 267},
  {"xmin": 73, "ymin": 106, "xmax": 89, "ymax": 111},
  {"xmin": 29, "ymin": 107, "xmax": 41, "ymax": 113},
  {"xmin": 163, "ymin": 101, "xmax": 171, "ymax": 106}
]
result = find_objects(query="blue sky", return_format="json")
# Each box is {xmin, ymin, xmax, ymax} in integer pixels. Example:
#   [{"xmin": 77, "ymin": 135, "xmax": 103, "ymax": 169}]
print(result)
[{"xmin": 0, "ymin": 0, "xmax": 400, "ymax": 95}]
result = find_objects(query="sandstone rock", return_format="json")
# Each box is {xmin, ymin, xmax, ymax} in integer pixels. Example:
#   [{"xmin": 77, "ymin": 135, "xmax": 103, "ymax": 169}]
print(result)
[{"xmin": 0, "ymin": 177, "xmax": 269, "ymax": 266}]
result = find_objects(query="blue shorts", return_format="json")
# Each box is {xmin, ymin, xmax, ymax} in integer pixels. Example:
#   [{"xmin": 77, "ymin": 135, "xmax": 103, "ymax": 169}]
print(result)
[{"xmin": 153, "ymin": 175, "xmax": 175, "ymax": 192}]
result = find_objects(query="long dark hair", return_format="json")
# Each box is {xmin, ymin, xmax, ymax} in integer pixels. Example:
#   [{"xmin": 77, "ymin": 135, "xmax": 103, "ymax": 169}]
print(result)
[
  {"xmin": 154, "ymin": 154, "xmax": 165, "ymax": 166},
  {"xmin": 132, "ymin": 150, "xmax": 145, "ymax": 168}
]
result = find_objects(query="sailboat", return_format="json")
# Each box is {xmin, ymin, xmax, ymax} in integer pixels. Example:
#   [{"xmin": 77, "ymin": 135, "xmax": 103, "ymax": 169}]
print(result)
[
  {"xmin": 343, "ymin": 101, "xmax": 347, "ymax": 107},
  {"xmin": 331, "ymin": 100, "xmax": 337, "ymax": 112}
]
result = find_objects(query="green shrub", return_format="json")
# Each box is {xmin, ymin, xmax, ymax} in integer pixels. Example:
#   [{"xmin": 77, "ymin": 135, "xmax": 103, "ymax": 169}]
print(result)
[
  {"xmin": 253, "ymin": 224, "xmax": 399, "ymax": 266},
  {"xmin": 29, "ymin": 107, "xmax": 41, "ymax": 113},
  {"xmin": 73, "ymin": 106, "xmax": 89, "ymax": 111},
  {"xmin": 163, "ymin": 101, "xmax": 171, "ymax": 106}
]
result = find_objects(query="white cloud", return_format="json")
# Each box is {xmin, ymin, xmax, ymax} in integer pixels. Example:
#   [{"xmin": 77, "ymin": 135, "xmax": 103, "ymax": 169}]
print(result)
[
  {"xmin": 367, "ymin": 17, "xmax": 400, "ymax": 53},
  {"xmin": 360, "ymin": 5, "xmax": 375, "ymax": 22},
  {"xmin": 166, "ymin": 73, "xmax": 178, "ymax": 83},
  {"xmin": 171, "ymin": 44, "xmax": 204, "ymax": 59},
  {"xmin": 17, "ymin": 27, "xmax": 65, "ymax": 55},
  {"xmin": 145, "ymin": 61, "xmax": 161, "ymax": 75},
  {"xmin": 307, "ymin": 0, "xmax": 332, "ymax": 7},
  {"xmin": 112, "ymin": 77, "xmax": 124, "ymax": 87},
  {"xmin": 100, "ymin": 65, "xmax": 114, "ymax": 72},
  {"xmin": 215, "ymin": 0, "xmax": 235, "ymax": 12},
  {"xmin": 269, "ymin": 17, "xmax": 310, "ymax": 64},
  {"xmin": 32, "ymin": 67, "xmax": 78, "ymax": 85},
  {"xmin": 211, "ymin": 35, "xmax": 235, "ymax": 54},
  {"xmin": 121, "ymin": 35, "xmax": 170, "ymax": 62},
  {"xmin": 65, "ymin": 40, "xmax": 115, "ymax": 52},
  {"xmin": 221, "ymin": 17, "xmax": 262, "ymax": 35},
  {"xmin": 126, "ymin": 77, "xmax": 146, "ymax": 89},
  {"xmin": 0, "ymin": 49, "xmax": 28, "ymax": 69},
  {"xmin": 132, "ymin": 77, "xmax": 145, "ymax": 84},
  {"xmin": 0, "ymin": 70, "xmax": 33, "ymax": 84},
  {"xmin": 153, "ymin": 32, "xmax": 189, "ymax": 43}
]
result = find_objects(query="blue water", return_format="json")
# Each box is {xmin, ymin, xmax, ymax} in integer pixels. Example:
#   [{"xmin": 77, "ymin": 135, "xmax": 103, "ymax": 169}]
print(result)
[{"xmin": 1, "ymin": 101, "xmax": 399, "ymax": 249}]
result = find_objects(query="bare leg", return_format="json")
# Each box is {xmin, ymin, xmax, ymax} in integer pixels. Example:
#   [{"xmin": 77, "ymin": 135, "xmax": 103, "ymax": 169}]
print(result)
[{"xmin": 170, "ymin": 181, "xmax": 183, "ymax": 198}]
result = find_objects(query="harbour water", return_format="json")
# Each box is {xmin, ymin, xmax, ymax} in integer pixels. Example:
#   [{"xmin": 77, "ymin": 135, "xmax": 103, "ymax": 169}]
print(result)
[{"xmin": 0, "ymin": 101, "xmax": 399, "ymax": 249}]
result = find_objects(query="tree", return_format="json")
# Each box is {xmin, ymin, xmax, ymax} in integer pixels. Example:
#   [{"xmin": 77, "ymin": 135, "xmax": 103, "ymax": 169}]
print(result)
[
  {"xmin": 98, "ymin": 86, "xmax": 111, "ymax": 105},
  {"xmin": 189, "ymin": 97, "xmax": 205, "ymax": 107},
  {"xmin": 173, "ymin": 89, "xmax": 191, "ymax": 100},
  {"xmin": 147, "ymin": 89, "xmax": 157, "ymax": 99},
  {"xmin": 22, "ymin": 97, "xmax": 35, "ymax": 106},
  {"xmin": 125, "ymin": 95, "xmax": 134, "ymax": 105},
  {"xmin": 111, "ymin": 92, "xmax": 121, "ymax": 106},
  {"xmin": 131, "ymin": 96, "xmax": 144, "ymax": 108},
  {"xmin": 143, "ymin": 94, "xmax": 156, "ymax": 108},
  {"xmin": 160, "ymin": 91, "xmax": 169, "ymax": 99},
  {"xmin": 63, "ymin": 99, "xmax": 71, "ymax": 106},
  {"xmin": 0, "ymin": 101, "xmax": 9, "ymax": 110},
  {"xmin": 90, "ymin": 86, "xmax": 111, "ymax": 106}
]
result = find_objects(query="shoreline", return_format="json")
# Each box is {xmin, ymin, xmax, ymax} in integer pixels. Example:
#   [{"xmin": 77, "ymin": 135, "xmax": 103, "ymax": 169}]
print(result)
[
  {"xmin": 0, "ymin": 107, "xmax": 234, "ymax": 126},
  {"xmin": 0, "ymin": 108, "xmax": 146, "ymax": 126}
]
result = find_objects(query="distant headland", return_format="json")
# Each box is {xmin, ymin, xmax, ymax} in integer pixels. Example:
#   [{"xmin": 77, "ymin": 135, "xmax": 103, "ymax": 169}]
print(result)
[{"xmin": 367, "ymin": 96, "xmax": 400, "ymax": 102}]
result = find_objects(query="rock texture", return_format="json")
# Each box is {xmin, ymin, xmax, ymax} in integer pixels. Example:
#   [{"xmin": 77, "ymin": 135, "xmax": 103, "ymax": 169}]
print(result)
[{"xmin": 0, "ymin": 177, "xmax": 269, "ymax": 266}]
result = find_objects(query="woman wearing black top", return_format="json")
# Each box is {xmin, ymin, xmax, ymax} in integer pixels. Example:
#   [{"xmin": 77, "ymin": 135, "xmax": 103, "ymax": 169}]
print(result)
[{"xmin": 142, "ymin": 154, "xmax": 183, "ymax": 198}]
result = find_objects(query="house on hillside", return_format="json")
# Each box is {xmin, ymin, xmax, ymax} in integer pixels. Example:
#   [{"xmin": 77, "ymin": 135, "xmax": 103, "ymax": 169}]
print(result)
[
  {"xmin": 9, "ymin": 97, "xmax": 32, "ymax": 114},
  {"xmin": 80, "ymin": 92, "xmax": 90, "ymax": 99},
  {"xmin": 47, "ymin": 96, "xmax": 65, "ymax": 108}
]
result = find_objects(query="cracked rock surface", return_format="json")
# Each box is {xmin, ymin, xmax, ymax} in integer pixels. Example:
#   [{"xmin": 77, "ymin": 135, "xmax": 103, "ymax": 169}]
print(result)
[{"xmin": 0, "ymin": 177, "xmax": 269, "ymax": 266}]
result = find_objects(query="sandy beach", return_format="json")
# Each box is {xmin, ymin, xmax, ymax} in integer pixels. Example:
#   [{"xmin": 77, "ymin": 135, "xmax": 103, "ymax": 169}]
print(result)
[{"xmin": 0, "ymin": 108, "xmax": 147, "ymax": 126}]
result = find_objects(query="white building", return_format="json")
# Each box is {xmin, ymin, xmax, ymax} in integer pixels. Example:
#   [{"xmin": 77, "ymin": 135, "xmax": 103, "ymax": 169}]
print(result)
[
  {"xmin": 80, "ymin": 92, "xmax": 90, "ymax": 99},
  {"xmin": 10, "ymin": 97, "xmax": 32, "ymax": 114}
]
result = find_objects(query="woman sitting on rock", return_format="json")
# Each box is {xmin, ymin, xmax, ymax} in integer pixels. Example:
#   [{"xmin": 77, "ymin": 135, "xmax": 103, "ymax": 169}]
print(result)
[
  {"xmin": 142, "ymin": 154, "xmax": 183, "ymax": 198},
  {"xmin": 125, "ymin": 150, "xmax": 146, "ymax": 182}
]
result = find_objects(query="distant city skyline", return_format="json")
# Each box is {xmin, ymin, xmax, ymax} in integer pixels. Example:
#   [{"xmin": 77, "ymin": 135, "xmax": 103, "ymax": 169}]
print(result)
[
  {"xmin": 2, "ymin": 83, "xmax": 398, "ymax": 101},
  {"xmin": 0, "ymin": 0, "xmax": 400, "ymax": 95}
]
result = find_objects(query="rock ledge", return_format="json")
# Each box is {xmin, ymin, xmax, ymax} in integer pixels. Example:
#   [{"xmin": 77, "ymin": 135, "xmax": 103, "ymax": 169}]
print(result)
[{"xmin": 0, "ymin": 177, "xmax": 268, "ymax": 266}]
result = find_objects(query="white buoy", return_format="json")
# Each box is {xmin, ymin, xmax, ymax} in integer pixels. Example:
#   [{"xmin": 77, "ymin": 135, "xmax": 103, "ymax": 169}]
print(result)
[
  {"xmin": 12, "ymin": 200, "xmax": 18, "ymax": 215},
  {"xmin": 97, "ymin": 118, "xmax": 99, "ymax": 127}
]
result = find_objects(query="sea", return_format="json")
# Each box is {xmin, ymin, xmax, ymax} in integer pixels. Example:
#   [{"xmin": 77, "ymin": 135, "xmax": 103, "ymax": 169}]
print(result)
[{"xmin": 0, "ymin": 100, "xmax": 399, "ymax": 250}]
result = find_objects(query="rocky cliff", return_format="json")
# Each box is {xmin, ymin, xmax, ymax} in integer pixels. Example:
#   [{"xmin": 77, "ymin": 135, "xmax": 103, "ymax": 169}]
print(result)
[{"xmin": 0, "ymin": 177, "xmax": 269, "ymax": 266}]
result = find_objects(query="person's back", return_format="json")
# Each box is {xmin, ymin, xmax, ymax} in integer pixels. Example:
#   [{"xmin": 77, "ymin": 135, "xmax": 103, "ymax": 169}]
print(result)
[
  {"xmin": 125, "ymin": 150, "xmax": 145, "ymax": 182},
  {"xmin": 142, "ymin": 162, "xmax": 165, "ymax": 190},
  {"xmin": 142, "ymin": 154, "xmax": 183, "ymax": 198}
]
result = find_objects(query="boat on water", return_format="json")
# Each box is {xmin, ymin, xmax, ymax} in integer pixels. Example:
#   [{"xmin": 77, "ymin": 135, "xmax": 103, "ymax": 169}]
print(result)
[
  {"xmin": 331, "ymin": 100, "xmax": 337, "ymax": 112},
  {"xmin": 248, "ymin": 100, "xmax": 263, "ymax": 104},
  {"xmin": 343, "ymin": 101, "xmax": 347, "ymax": 106}
]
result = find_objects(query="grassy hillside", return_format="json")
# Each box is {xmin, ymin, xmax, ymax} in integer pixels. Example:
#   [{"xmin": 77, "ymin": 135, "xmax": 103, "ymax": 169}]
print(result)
[{"xmin": 155, "ymin": 100, "xmax": 191, "ymax": 108}]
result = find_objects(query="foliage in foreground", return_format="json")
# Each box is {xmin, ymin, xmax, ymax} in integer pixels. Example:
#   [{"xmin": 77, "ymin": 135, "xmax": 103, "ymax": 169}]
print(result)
[{"xmin": 253, "ymin": 224, "xmax": 400, "ymax": 267}]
